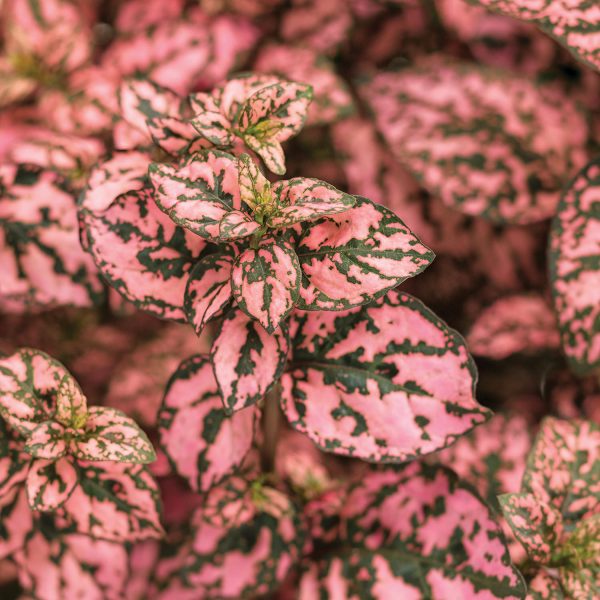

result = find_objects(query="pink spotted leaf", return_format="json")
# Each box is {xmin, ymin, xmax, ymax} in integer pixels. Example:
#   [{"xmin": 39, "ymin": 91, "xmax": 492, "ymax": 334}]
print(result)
[
  {"xmin": 282, "ymin": 290, "xmax": 490, "ymax": 462},
  {"xmin": 159, "ymin": 355, "xmax": 257, "ymax": 491},
  {"xmin": 300, "ymin": 463, "xmax": 525, "ymax": 599},
  {"xmin": 219, "ymin": 210, "xmax": 262, "ymax": 240},
  {"xmin": 55, "ymin": 375, "xmax": 88, "ymax": 428},
  {"xmin": 0, "ymin": 418, "xmax": 29, "ymax": 499},
  {"xmin": 231, "ymin": 237, "xmax": 301, "ymax": 333},
  {"xmin": 70, "ymin": 406, "xmax": 156, "ymax": 464},
  {"xmin": 549, "ymin": 157, "xmax": 600, "ymax": 375},
  {"xmin": 149, "ymin": 150, "xmax": 241, "ymax": 241},
  {"xmin": 26, "ymin": 456, "xmax": 78, "ymax": 512},
  {"xmin": 23, "ymin": 421, "xmax": 67, "ymax": 459},
  {"xmin": 295, "ymin": 196, "xmax": 435, "ymax": 310},
  {"xmin": 211, "ymin": 309, "xmax": 290, "ymax": 412}
]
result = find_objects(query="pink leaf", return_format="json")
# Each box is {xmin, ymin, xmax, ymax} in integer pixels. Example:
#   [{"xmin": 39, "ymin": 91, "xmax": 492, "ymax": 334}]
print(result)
[
  {"xmin": 71, "ymin": 406, "xmax": 156, "ymax": 464},
  {"xmin": 24, "ymin": 421, "xmax": 67, "ymax": 459},
  {"xmin": 55, "ymin": 375, "xmax": 87, "ymax": 428},
  {"xmin": 149, "ymin": 150, "xmax": 241, "ymax": 241},
  {"xmin": 282, "ymin": 290, "xmax": 490, "ymax": 462},
  {"xmin": 231, "ymin": 237, "xmax": 301, "ymax": 333},
  {"xmin": 549, "ymin": 158, "xmax": 600, "ymax": 375},
  {"xmin": 295, "ymin": 196, "xmax": 434, "ymax": 310},
  {"xmin": 0, "ymin": 488, "xmax": 33, "ymax": 560},
  {"xmin": 237, "ymin": 152, "xmax": 271, "ymax": 211},
  {"xmin": 211, "ymin": 309, "xmax": 290, "ymax": 412},
  {"xmin": 219, "ymin": 210, "xmax": 262, "ymax": 240},
  {"xmin": 467, "ymin": 294, "xmax": 560, "ymax": 359},
  {"xmin": 159, "ymin": 355, "xmax": 257, "ymax": 491},
  {"xmin": 26, "ymin": 456, "xmax": 78, "ymax": 511},
  {"xmin": 0, "ymin": 419, "xmax": 29, "ymax": 498}
]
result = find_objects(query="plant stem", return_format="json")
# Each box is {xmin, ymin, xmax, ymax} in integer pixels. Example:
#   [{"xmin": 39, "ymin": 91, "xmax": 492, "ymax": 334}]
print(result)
[{"xmin": 260, "ymin": 384, "xmax": 281, "ymax": 473}]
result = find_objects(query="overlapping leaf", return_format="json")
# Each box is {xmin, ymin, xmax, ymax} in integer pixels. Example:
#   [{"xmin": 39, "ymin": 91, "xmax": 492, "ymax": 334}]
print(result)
[
  {"xmin": 549, "ymin": 157, "xmax": 600, "ymax": 375},
  {"xmin": 294, "ymin": 196, "xmax": 435, "ymax": 309},
  {"xmin": 0, "ymin": 163, "xmax": 104, "ymax": 312},
  {"xmin": 159, "ymin": 355, "xmax": 257, "ymax": 491},
  {"xmin": 361, "ymin": 60, "xmax": 588, "ymax": 223},
  {"xmin": 26, "ymin": 456, "xmax": 78, "ymax": 512},
  {"xmin": 155, "ymin": 476, "xmax": 304, "ymax": 599},
  {"xmin": 300, "ymin": 463, "xmax": 525, "ymax": 599},
  {"xmin": 211, "ymin": 309, "xmax": 289, "ymax": 412},
  {"xmin": 468, "ymin": 294, "xmax": 560, "ymax": 359},
  {"xmin": 282, "ymin": 290, "xmax": 490, "ymax": 462}
]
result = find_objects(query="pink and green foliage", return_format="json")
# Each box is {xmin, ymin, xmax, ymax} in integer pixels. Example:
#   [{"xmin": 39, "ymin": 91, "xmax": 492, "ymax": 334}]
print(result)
[
  {"xmin": 549, "ymin": 157, "xmax": 600, "ymax": 375},
  {"xmin": 468, "ymin": 294, "xmax": 560, "ymax": 359},
  {"xmin": 282, "ymin": 290, "xmax": 490, "ymax": 462},
  {"xmin": 155, "ymin": 475, "xmax": 305, "ymax": 599},
  {"xmin": 361, "ymin": 60, "xmax": 589, "ymax": 224},
  {"xmin": 299, "ymin": 463, "xmax": 526, "ymax": 599},
  {"xmin": 465, "ymin": 0, "xmax": 600, "ymax": 72},
  {"xmin": 500, "ymin": 417, "xmax": 600, "ymax": 596}
]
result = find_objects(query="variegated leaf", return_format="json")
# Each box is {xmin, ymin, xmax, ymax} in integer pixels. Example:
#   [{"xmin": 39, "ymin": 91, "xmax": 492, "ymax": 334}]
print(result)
[
  {"xmin": 81, "ymin": 186, "xmax": 206, "ymax": 321},
  {"xmin": 70, "ymin": 406, "xmax": 156, "ymax": 464},
  {"xmin": 269, "ymin": 178, "xmax": 355, "ymax": 228},
  {"xmin": 549, "ymin": 158, "xmax": 600, "ymax": 375},
  {"xmin": 0, "ymin": 418, "xmax": 29, "ymax": 498},
  {"xmin": 24, "ymin": 421, "xmax": 67, "ymax": 459},
  {"xmin": 0, "ymin": 349, "xmax": 74, "ymax": 436},
  {"xmin": 26, "ymin": 456, "xmax": 78, "ymax": 512},
  {"xmin": 238, "ymin": 152, "xmax": 271, "ymax": 211},
  {"xmin": 527, "ymin": 571, "xmax": 566, "ymax": 600},
  {"xmin": 300, "ymin": 463, "xmax": 525, "ymax": 599},
  {"xmin": 468, "ymin": 294, "xmax": 560, "ymax": 359},
  {"xmin": 0, "ymin": 164, "xmax": 104, "ymax": 312},
  {"xmin": 361, "ymin": 61, "xmax": 588, "ymax": 224},
  {"xmin": 522, "ymin": 417, "xmax": 600, "ymax": 525},
  {"xmin": 184, "ymin": 251, "xmax": 234, "ymax": 334},
  {"xmin": 0, "ymin": 488, "xmax": 33, "ymax": 560},
  {"xmin": 211, "ymin": 309, "xmax": 290, "ymax": 412},
  {"xmin": 155, "ymin": 476, "xmax": 304, "ymax": 599},
  {"xmin": 295, "ymin": 196, "xmax": 434, "ymax": 310},
  {"xmin": 55, "ymin": 375, "xmax": 87, "ymax": 428},
  {"xmin": 465, "ymin": 0, "xmax": 600, "ymax": 72},
  {"xmin": 59, "ymin": 462, "xmax": 163, "ymax": 542},
  {"xmin": 231, "ymin": 237, "xmax": 301, "ymax": 332},
  {"xmin": 282, "ymin": 290, "xmax": 490, "ymax": 462},
  {"xmin": 498, "ymin": 493, "xmax": 563, "ymax": 564},
  {"xmin": 189, "ymin": 92, "xmax": 234, "ymax": 146},
  {"xmin": 149, "ymin": 150, "xmax": 240, "ymax": 240},
  {"xmin": 219, "ymin": 210, "xmax": 262, "ymax": 240},
  {"xmin": 159, "ymin": 355, "xmax": 257, "ymax": 491}
]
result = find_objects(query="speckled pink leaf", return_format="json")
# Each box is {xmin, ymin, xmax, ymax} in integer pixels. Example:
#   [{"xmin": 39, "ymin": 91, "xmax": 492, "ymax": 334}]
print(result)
[
  {"xmin": 522, "ymin": 417, "xmax": 600, "ymax": 525},
  {"xmin": 269, "ymin": 178, "xmax": 355, "ymax": 228},
  {"xmin": 527, "ymin": 571, "xmax": 566, "ymax": 599},
  {"xmin": 499, "ymin": 493, "xmax": 563, "ymax": 564},
  {"xmin": 59, "ymin": 462, "xmax": 163, "ymax": 542},
  {"xmin": 159, "ymin": 355, "xmax": 257, "ymax": 491},
  {"xmin": 80, "ymin": 183, "xmax": 206, "ymax": 321},
  {"xmin": 185, "ymin": 251, "xmax": 235, "ymax": 334},
  {"xmin": 254, "ymin": 44, "xmax": 355, "ymax": 126},
  {"xmin": 282, "ymin": 290, "xmax": 490, "ymax": 462},
  {"xmin": 24, "ymin": 421, "xmax": 67, "ymax": 459},
  {"xmin": 0, "ymin": 349, "xmax": 75, "ymax": 436},
  {"xmin": 549, "ymin": 158, "xmax": 600, "ymax": 375},
  {"xmin": 0, "ymin": 418, "xmax": 29, "ymax": 499},
  {"xmin": 219, "ymin": 210, "xmax": 262, "ymax": 240},
  {"xmin": 0, "ymin": 488, "xmax": 33, "ymax": 560},
  {"xmin": 26, "ymin": 456, "xmax": 78, "ymax": 512},
  {"xmin": 149, "ymin": 150, "xmax": 241, "ymax": 241},
  {"xmin": 0, "ymin": 164, "xmax": 104, "ymax": 312},
  {"xmin": 466, "ymin": 0, "xmax": 600, "ymax": 72},
  {"xmin": 155, "ymin": 476, "xmax": 304, "ymax": 599},
  {"xmin": 237, "ymin": 152, "xmax": 270, "ymax": 210},
  {"xmin": 70, "ymin": 406, "xmax": 156, "ymax": 464},
  {"xmin": 295, "ymin": 196, "xmax": 434, "ymax": 310},
  {"xmin": 211, "ymin": 309, "xmax": 290, "ymax": 412},
  {"xmin": 231, "ymin": 237, "xmax": 301, "ymax": 332},
  {"xmin": 14, "ymin": 532, "xmax": 129, "ymax": 600},
  {"xmin": 55, "ymin": 374, "xmax": 87, "ymax": 428},
  {"xmin": 361, "ymin": 60, "xmax": 588, "ymax": 223},
  {"xmin": 115, "ymin": 0, "xmax": 186, "ymax": 34},
  {"xmin": 300, "ymin": 463, "xmax": 525, "ymax": 599},
  {"xmin": 468, "ymin": 294, "xmax": 560, "ymax": 359}
]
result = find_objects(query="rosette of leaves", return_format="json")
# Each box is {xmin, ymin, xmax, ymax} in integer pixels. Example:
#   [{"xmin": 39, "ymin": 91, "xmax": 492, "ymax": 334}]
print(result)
[
  {"xmin": 0, "ymin": 348, "xmax": 162, "ymax": 551},
  {"xmin": 499, "ymin": 417, "xmax": 600, "ymax": 598}
]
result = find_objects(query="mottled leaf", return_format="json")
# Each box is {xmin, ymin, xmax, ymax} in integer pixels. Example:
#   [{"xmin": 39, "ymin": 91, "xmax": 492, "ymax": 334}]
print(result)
[
  {"xmin": 0, "ymin": 418, "xmax": 29, "ymax": 498},
  {"xmin": 55, "ymin": 375, "xmax": 87, "ymax": 428},
  {"xmin": 232, "ymin": 237, "xmax": 301, "ymax": 332},
  {"xmin": 549, "ymin": 158, "xmax": 600, "ymax": 375},
  {"xmin": 295, "ymin": 196, "xmax": 434, "ymax": 310},
  {"xmin": 24, "ymin": 421, "xmax": 67, "ymax": 459},
  {"xmin": 361, "ymin": 61, "xmax": 588, "ymax": 223},
  {"xmin": 219, "ymin": 210, "xmax": 262, "ymax": 240},
  {"xmin": 300, "ymin": 463, "xmax": 525, "ymax": 599},
  {"xmin": 26, "ymin": 456, "xmax": 78, "ymax": 512},
  {"xmin": 468, "ymin": 294, "xmax": 560, "ymax": 359},
  {"xmin": 0, "ymin": 488, "xmax": 33, "ymax": 560},
  {"xmin": 211, "ymin": 309, "xmax": 290, "ymax": 412},
  {"xmin": 149, "ymin": 150, "xmax": 240, "ymax": 240},
  {"xmin": 159, "ymin": 355, "xmax": 257, "ymax": 491},
  {"xmin": 282, "ymin": 290, "xmax": 490, "ymax": 462}
]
